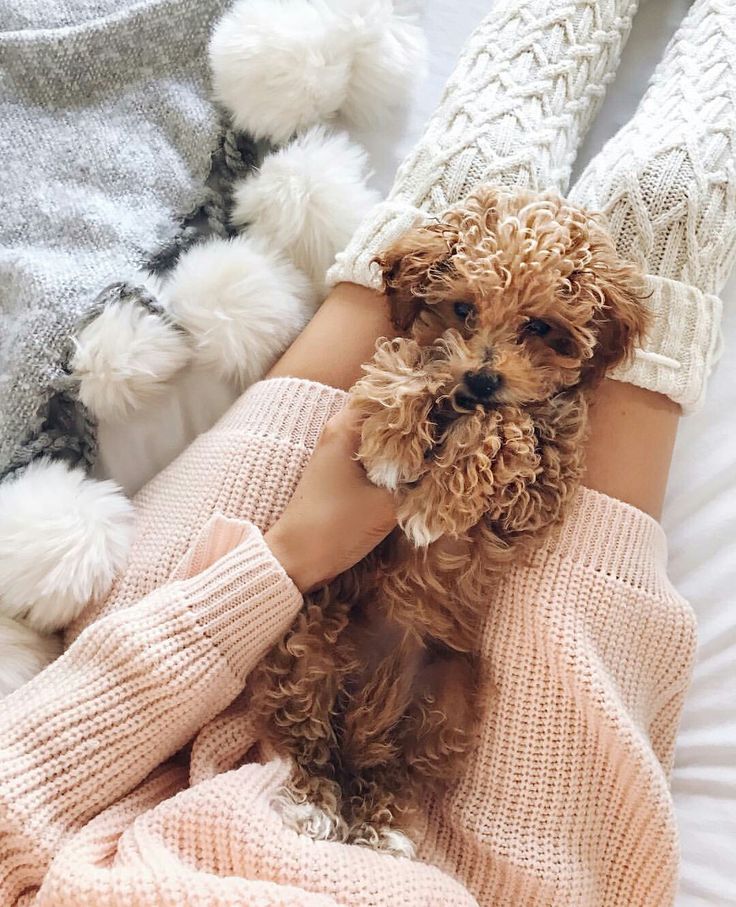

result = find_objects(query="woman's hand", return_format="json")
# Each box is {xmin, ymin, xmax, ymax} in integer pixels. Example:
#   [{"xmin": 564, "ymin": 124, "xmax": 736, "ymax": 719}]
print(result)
[{"xmin": 264, "ymin": 406, "xmax": 397, "ymax": 592}]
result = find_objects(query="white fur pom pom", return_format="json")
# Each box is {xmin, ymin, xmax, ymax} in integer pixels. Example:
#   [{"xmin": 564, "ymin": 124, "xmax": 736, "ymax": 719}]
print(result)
[
  {"xmin": 209, "ymin": 0, "xmax": 352, "ymax": 143},
  {"xmin": 231, "ymin": 127, "xmax": 380, "ymax": 292},
  {"xmin": 0, "ymin": 616, "xmax": 61, "ymax": 698},
  {"xmin": 0, "ymin": 461, "xmax": 135, "ymax": 632},
  {"xmin": 71, "ymin": 300, "xmax": 191, "ymax": 421},
  {"xmin": 162, "ymin": 235, "xmax": 317, "ymax": 385},
  {"xmin": 331, "ymin": 0, "xmax": 428, "ymax": 128}
]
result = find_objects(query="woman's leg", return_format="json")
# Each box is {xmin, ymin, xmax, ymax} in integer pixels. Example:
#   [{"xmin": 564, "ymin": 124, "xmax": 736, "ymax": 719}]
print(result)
[
  {"xmin": 273, "ymin": 0, "xmax": 685, "ymax": 516},
  {"xmin": 270, "ymin": 283, "xmax": 391, "ymax": 391},
  {"xmin": 572, "ymin": 0, "xmax": 736, "ymax": 516},
  {"xmin": 271, "ymin": 0, "xmax": 640, "ymax": 377},
  {"xmin": 583, "ymin": 382, "xmax": 679, "ymax": 519},
  {"xmin": 274, "ymin": 0, "xmax": 735, "ymax": 521}
]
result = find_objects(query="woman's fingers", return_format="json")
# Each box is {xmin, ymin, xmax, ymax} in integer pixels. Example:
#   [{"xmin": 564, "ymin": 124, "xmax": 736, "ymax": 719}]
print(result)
[{"xmin": 265, "ymin": 406, "xmax": 396, "ymax": 592}]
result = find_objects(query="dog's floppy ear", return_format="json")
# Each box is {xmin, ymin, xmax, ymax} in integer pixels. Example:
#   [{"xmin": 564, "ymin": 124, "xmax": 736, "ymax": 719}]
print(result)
[
  {"xmin": 373, "ymin": 224, "xmax": 456, "ymax": 331},
  {"xmin": 579, "ymin": 241, "xmax": 650, "ymax": 388}
]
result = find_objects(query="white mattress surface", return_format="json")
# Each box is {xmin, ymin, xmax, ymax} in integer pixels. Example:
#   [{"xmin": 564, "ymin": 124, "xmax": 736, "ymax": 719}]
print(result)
[{"xmin": 98, "ymin": 1, "xmax": 736, "ymax": 902}]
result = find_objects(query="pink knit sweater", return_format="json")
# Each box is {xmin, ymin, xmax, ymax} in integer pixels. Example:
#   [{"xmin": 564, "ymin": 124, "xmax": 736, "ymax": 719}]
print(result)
[{"xmin": 0, "ymin": 378, "xmax": 696, "ymax": 906}]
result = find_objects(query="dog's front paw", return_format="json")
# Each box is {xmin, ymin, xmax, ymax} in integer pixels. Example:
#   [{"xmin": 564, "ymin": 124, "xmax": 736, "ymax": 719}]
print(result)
[
  {"xmin": 357, "ymin": 417, "xmax": 432, "ymax": 493},
  {"xmin": 351, "ymin": 337, "xmax": 438, "ymax": 493},
  {"xmin": 400, "ymin": 510, "xmax": 444, "ymax": 547},
  {"xmin": 394, "ymin": 410, "xmax": 507, "ymax": 546},
  {"xmin": 364, "ymin": 456, "xmax": 421, "ymax": 492},
  {"xmin": 396, "ymin": 466, "xmax": 488, "ymax": 548}
]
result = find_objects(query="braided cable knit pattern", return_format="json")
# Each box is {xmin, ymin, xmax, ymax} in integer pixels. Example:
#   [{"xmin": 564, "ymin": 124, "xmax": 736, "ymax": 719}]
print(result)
[
  {"xmin": 327, "ymin": 0, "xmax": 639, "ymax": 290},
  {"xmin": 570, "ymin": 0, "xmax": 736, "ymax": 410}
]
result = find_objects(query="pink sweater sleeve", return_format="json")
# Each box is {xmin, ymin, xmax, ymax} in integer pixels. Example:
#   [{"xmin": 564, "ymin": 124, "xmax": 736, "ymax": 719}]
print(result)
[{"xmin": 0, "ymin": 519, "xmax": 302, "ymax": 901}]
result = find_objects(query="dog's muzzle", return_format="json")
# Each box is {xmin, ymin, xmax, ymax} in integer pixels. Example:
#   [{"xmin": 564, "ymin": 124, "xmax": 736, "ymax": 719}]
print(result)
[{"xmin": 454, "ymin": 369, "xmax": 502, "ymax": 410}]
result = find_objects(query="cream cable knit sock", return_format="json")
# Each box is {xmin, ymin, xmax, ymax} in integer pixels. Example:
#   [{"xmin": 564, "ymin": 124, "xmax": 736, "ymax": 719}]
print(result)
[
  {"xmin": 569, "ymin": 0, "xmax": 735, "ymax": 411},
  {"xmin": 327, "ymin": 0, "xmax": 639, "ymax": 288}
]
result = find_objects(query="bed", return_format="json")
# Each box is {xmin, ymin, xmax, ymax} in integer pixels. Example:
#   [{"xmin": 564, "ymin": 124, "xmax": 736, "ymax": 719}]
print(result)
[{"xmin": 96, "ymin": 1, "xmax": 736, "ymax": 902}]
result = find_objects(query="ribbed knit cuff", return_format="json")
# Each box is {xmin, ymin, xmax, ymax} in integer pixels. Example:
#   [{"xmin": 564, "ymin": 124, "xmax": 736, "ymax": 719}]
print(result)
[
  {"xmin": 326, "ymin": 200, "xmax": 431, "ymax": 291},
  {"xmin": 179, "ymin": 521, "xmax": 303, "ymax": 680},
  {"xmin": 0, "ymin": 522, "xmax": 302, "ymax": 902},
  {"xmin": 215, "ymin": 376, "xmax": 348, "ymax": 446},
  {"xmin": 611, "ymin": 274, "xmax": 723, "ymax": 413}
]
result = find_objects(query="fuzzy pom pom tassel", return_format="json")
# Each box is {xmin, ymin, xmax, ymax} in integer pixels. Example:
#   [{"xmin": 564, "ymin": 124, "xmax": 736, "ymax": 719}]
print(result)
[
  {"xmin": 162, "ymin": 235, "xmax": 317, "ymax": 385},
  {"xmin": 70, "ymin": 298, "xmax": 191, "ymax": 421},
  {"xmin": 231, "ymin": 127, "xmax": 380, "ymax": 292},
  {"xmin": 208, "ymin": 0, "xmax": 427, "ymax": 143},
  {"xmin": 332, "ymin": 0, "xmax": 428, "ymax": 129},
  {"xmin": 0, "ymin": 617, "xmax": 62, "ymax": 698},
  {"xmin": 0, "ymin": 460, "xmax": 135, "ymax": 633},
  {"xmin": 209, "ymin": 0, "xmax": 353, "ymax": 144}
]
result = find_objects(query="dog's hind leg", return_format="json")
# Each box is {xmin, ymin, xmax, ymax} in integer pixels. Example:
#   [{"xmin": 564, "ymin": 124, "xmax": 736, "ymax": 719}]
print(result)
[
  {"xmin": 337, "ymin": 634, "xmax": 424, "ymax": 856},
  {"xmin": 345, "ymin": 646, "xmax": 479, "ymax": 858},
  {"xmin": 248, "ymin": 594, "xmax": 354, "ymax": 841},
  {"xmin": 401, "ymin": 648, "xmax": 480, "ymax": 790}
]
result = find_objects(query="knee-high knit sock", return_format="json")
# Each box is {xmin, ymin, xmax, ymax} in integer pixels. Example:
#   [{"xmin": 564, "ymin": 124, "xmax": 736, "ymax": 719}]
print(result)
[
  {"xmin": 569, "ymin": 0, "xmax": 736, "ymax": 411},
  {"xmin": 327, "ymin": 0, "xmax": 639, "ymax": 289}
]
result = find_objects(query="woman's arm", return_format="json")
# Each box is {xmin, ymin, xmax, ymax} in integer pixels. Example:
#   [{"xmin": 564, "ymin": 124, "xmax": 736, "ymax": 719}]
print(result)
[
  {"xmin": 0, "ymin": 520, "xmax": 302, "ymax": 903},
  {"xmin": 0, "ymin": 409, "xmax": 393, "ymax": 904},
  {"xmin": 265, "ymin": 405, "xmax": 396, "ymax": 591}
]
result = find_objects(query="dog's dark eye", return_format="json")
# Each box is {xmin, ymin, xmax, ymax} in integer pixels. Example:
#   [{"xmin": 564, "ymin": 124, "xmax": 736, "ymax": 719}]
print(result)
[
  {"xmin": 454, "ymin": 302, "xmax": 476, "ymax": 320},
  {"xmin": 524, "ymin": 318, "xmax": 551, "ymax": 337}
]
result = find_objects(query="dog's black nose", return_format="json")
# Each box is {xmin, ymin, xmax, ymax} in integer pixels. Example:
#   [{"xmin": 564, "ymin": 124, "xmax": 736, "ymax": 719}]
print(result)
[{"xmin": 464, "ymin": 369, "xmax": 501, "ymax": 400}]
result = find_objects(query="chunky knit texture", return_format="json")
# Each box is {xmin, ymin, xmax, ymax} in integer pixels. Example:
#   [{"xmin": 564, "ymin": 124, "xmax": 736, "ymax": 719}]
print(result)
[
  {"xmin": 569, "ymin": 0, "xmax": 736, "ymax": 410},
  {"xmin": 0, "ymin": 0, "xmax": 229, "ymax": 477},
  {"xmin": 328, "ymin": 0, "xmax": 736, "ymax": 411},
  {"xmin": 0, "ymin": 378, "xmax": 696, "ymax": 906}
]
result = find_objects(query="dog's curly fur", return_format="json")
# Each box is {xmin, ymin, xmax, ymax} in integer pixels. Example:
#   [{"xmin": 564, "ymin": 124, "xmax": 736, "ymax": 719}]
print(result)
[{"xmin": 248, "ymin": 186, "xmax": 649, "ymax": 856}]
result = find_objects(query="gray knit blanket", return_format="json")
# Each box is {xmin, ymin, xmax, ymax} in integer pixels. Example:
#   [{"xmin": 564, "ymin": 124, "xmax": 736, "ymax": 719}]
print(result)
[{"xmin": 0, "ymin": 0, "xmax": 232, "ymax": 477}]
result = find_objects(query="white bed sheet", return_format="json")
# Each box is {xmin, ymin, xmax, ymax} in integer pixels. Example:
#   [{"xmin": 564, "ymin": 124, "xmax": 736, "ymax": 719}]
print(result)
[{"xmin": 98, "ymin": 1, "xmax": 736, "ymax": 902}]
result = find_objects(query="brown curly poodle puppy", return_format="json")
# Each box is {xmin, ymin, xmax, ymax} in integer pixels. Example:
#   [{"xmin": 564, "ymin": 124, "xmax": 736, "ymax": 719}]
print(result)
[{"xmin": 248, "ymin": 186, "xmax": 648, "ymax": 857}]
